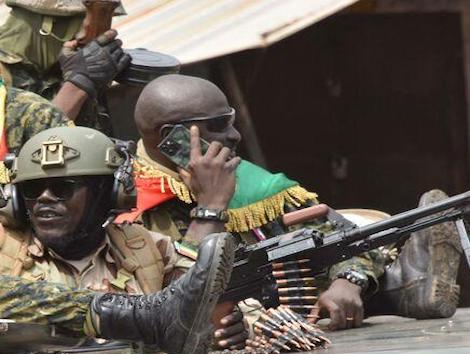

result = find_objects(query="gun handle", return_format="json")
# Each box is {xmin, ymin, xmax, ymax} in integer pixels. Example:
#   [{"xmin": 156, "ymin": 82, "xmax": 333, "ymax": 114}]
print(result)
[
  {"xmin": 212, "ymin": 301, "xmax": 237, "ymax": 330},
  {"xmin": 282, "ymin": 204, "xmax": 329, "ymax": 226},
  {"xmin": 76, "ymin": 0, "xmax": 120, "ymax": 46}
]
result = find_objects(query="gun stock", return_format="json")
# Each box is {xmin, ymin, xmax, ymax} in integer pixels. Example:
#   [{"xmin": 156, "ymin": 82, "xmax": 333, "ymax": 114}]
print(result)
[
  {"xmin": 221, "ymin": 191, "xmax": 470, "ymax": 308},
  {"xmin": 76, "ymin": 0, "xmax": 120, "ymax": 46}
]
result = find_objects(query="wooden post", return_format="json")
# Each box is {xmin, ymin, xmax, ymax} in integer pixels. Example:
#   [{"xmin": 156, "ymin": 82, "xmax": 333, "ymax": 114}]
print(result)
[{"xmin": 219, "ymin": 58, "xmax": 268, "ymax": 168}]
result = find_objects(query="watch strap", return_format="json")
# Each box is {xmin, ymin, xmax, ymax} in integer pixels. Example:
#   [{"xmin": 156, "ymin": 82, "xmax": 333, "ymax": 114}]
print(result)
[
  {"xmin": 190, "ymin": 207, "xmax": 228, "ymax": 222},
  {"xmin": 335, "ymin": 270, "xmax": 369, "ymax": 293}
]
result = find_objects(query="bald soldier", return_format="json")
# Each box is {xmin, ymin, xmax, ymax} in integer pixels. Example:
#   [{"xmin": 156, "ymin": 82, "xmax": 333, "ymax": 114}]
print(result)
[{"xmin": 118, "ymin": 74, "xmax": 462, "ymax": 338}]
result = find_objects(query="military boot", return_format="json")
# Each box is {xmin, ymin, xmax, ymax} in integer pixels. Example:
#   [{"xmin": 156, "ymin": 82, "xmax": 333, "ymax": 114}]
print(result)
[
  {"xmin": 90, "ymin": 233, "xmax": 235, "ymax": 354},
  {"xmin": 367, "ymin": 189, "xmax": 462, "ymax": 319}
]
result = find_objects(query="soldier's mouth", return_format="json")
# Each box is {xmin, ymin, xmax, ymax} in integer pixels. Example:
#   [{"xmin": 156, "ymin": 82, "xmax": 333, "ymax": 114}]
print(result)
[{"xmin": 35, "ymin": 208, "xmax": 63, "ymax": 221}]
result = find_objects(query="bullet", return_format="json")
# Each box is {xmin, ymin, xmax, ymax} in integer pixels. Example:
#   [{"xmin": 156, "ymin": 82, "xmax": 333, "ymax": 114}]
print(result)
[
  {"xmin": 279, "ymin": 295, "xmax": 318, "ymax": 304},
  {"xmin": 267, "ymin": 308, "xmax": 287, "ymax": 325},
  {"xmin": 254, "ymin": 324, "xmax": 301, "ymax": 349},
  {"xmin": 272, "ymin": 268, "xmax": 312, "ymax": 278},
  {"xmin": 277, "ymin": 286, "xmax": 317, "ymax": 296},
  {"xmin": 268, "ymin": 337, "xmax": 291, "ymax": 351},
  {"xmin": 272, "ymin": 259, "xmax": 310, "ymax": 270},
  {"xmin": 275, "ymin": 277, "xmax": 315, "ymax": 287},
  {"xmin": 260, "ymin": 313, "xmax": 280, "ymax": 328}
]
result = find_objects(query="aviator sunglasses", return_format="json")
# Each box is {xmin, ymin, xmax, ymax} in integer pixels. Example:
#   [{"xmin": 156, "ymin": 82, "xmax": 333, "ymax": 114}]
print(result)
[
  {"xmin": 19, "ymin": 178, "xmax": 86, "ymax": 201},
  {"xmin": 160, "ymin": 107, "xmax": 236, "ymax": 137}
]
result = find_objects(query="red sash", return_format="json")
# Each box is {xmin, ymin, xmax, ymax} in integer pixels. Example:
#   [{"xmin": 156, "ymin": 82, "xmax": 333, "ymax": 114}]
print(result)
[{"xmin": 114, "ymin": 176, "xmax": 177, "ymax": 223}]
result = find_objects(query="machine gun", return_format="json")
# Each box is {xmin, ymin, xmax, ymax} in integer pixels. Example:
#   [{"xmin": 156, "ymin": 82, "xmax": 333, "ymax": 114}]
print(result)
[{"xmin": 221, "ymin": 191, "xmax": 470, "ymax": 308}]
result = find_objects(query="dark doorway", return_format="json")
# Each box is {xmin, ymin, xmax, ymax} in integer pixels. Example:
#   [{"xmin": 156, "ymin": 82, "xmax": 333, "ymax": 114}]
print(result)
[{"xmin": 230, "ymin": 12, "xmax": 469, "ymax": 213}]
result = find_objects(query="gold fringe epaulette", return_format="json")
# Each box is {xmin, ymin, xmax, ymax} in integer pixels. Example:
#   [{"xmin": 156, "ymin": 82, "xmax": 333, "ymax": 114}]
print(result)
[
  {"xmin": 133, "ymin": 159, "xmax": 194, "ymax": 204},
  {"xmin": 225, "ymin": 185, "xmax": 318, "ymax": 233},
  {"xmin": 134, "ymin": 159, "xmax": 318, "ymax": 233},
  {"xmin": 0, "ymin": 162, "xmax": 9, "ymax": 184}
]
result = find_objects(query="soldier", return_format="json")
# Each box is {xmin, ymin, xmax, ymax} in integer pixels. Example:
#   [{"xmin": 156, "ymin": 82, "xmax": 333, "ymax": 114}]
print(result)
[
  {"xmin": 0, "ymin": 0, "xmax": 131, "ymax": 139},
  {"xmin": 118, "ymin": 74, "xmax": 462, "ymax": 334},
  {"xmin": 0, "ymin": 125, "xmax": 238, "ymax": 353}
]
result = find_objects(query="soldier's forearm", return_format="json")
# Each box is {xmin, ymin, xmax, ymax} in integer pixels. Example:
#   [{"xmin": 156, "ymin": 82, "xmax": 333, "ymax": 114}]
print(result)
[
  {"xmin": 52, "ymin": 82, "xmax": 89, "ymax": 120},
  {"xmin": 0, "ymin": 275, "xmax": 93, "ymax": 336},
  {"xmin": 184, "ymin": 219, "xmax": 225, "ymax": 245}
]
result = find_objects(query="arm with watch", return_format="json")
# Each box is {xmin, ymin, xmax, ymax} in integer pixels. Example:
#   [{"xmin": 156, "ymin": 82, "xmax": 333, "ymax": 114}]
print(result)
[
  {"xmin": 220, "ymin": 190, "xmax": 470, "ymax": 329},
  {"xmin": 176, "ymin": 125, "xmax": 240, "ymax": 248},
  {"xmin": 170, "ymin": 126, "xmax": 246, "ymax": 350}
]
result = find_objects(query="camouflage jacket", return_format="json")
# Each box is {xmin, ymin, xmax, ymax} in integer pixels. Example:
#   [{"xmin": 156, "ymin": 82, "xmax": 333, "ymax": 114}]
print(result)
[
  {"xmin": 0, "ymin": 275, "xmax": 92, "ymax": 336},
  {"xmin": 1, "ymin": 61, "xmax": 113, "ymax": 135},
  {"xmin": 0, "ymin": 223, "xmax": 194, "ymax": 339},
  {"xmin": 5, "ymin": 86, "xmax": 72, "ymax": 155}
]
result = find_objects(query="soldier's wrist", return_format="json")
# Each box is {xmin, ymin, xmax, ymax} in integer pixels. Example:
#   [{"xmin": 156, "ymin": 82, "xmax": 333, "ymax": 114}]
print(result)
[
  {"xmin": 67, "ymin": 74, "xmax": 96, "ymax": 98},
  {"xmin": 333, "ymin": 269, "xmax": 369, "ymax": 294},
  {"xmin": 191, "ymin": 206, "xmax": 229, "ymax": 223}
]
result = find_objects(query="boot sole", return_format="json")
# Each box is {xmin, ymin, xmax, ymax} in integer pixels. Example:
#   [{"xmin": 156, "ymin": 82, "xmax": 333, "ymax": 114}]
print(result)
[
  {"xmin": 181, "ymin": 234, "xmax": 236, "ymax": 354},
  {"xmin": 409, "ymin": 190, "xmax": 462, "ymax": 318},
  {"xmin": 416, "ymin": 218, "xmax": 461, "ymax": 318}
]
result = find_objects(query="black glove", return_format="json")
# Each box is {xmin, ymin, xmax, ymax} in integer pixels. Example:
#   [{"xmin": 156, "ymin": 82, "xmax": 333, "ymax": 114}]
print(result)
[{"xmin": 59, "ymin": 30, "xmax": 131, "ymax": 98}]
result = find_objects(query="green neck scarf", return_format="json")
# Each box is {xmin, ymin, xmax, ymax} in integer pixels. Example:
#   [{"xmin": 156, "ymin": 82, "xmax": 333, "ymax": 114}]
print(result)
[
  {"xmin": 225, "ymin": 160, "xmax": 318, "ymax": 232},
  {"xmin": 0, "ymin": 7, "xmax": 83, "ymax": 73}
]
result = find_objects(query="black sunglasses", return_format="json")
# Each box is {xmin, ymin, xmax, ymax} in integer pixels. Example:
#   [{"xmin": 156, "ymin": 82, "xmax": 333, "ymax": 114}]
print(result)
[
  {"xmin": 19, "ymin": 178, "xmax": 86, "ymax": 201},
  {"xmin": 177, "ymin": 107, "xmax": 236, "ymax": 133}
]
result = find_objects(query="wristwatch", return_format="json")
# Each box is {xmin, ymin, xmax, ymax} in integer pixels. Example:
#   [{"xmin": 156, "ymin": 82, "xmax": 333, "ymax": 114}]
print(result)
[
  {"xmin": 190, "ymin": 207, "xmax": 229, "ymax": 222},
  {"xmin": 335, "ymin": 270, "xmax": 369, "ymax": 293}
]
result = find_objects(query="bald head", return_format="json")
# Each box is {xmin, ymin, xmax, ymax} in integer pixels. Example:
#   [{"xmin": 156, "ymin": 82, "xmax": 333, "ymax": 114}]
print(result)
[{"xmin": 135, "ymin": 74, "xmax": 229, "ymax": 139}]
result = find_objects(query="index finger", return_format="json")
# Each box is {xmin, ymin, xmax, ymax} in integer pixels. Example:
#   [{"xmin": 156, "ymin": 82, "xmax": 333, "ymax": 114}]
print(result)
[
  {"xmin": 354, "ymin": 305, "xmax": 364, "ymax": 328},
  {"xmin": 96, "ymin": 29, "xmax": 118, "ymax": 46},
  {"xmin": 63, "ymin": 39, "xmax": 78, "ymax": 50},
  {"xmin": 190, "ymin": 125, "xmax": 202, "ymax": 160},
  {"xmin": 328, "ymin": 304, "xmax": 345, "ymax": 331},
  {"xmin": 220, "ymin": 310, "xmax": 243, "ymax": 326},
  {"xmin": 308, "ymin": 302, "xmax": 321, "ymax": 324}
]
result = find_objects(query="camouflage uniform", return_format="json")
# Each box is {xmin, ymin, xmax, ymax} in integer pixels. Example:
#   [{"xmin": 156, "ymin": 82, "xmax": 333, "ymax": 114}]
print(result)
[
  {"xmin": 0, "ymin": 3, "xmax": 119, "ymax": 135},
  {"xmin": 0, "ymin": 275, "xmax": 91, "ymax": 336},
  {"xmin": 5, "ymin": 86, "xmax": 72, "ymax": 155},
  {"xmin": 0, "ymin": 225, "xmax": 193, "ymax": 336},
  {"xmin": 1, "ymin": 56, "xmax": 113, "ymax": 135}
]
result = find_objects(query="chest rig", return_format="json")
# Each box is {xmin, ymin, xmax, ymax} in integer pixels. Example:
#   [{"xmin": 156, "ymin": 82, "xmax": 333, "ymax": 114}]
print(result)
[{"xmin": 0, "ymin": 223, "xmax": 165, "ymax": 294}]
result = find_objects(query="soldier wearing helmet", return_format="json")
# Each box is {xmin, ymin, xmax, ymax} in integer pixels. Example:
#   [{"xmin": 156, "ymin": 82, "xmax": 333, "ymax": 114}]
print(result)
[
  {"xmin": 0, "ymin": 0, "xmax": 131, "ymax": 153},
  {"xmin": 0, "ymin": 124, "xmax": 240, "ymax": 353}
]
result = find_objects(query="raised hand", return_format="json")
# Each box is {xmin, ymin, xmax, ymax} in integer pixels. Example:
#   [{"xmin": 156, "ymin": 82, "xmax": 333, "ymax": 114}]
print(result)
[{"xmin": 59, "ymin": 29, "xmax": 131, "ymax": 98}]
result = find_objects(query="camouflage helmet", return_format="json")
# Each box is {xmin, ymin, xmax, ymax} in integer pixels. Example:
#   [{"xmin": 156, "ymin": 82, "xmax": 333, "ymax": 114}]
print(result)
[
  {"xmin": 5, "ymin": 0, "xmax": 126, "ymax": 16},
  {"xmin": 11, "ymin": 126, "xmax": 123, "ymax": 183}
]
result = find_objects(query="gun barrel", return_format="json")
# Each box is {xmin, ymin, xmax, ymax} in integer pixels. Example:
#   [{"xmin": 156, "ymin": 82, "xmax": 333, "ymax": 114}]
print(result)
[{"xmin": 345, "ymin": 191, "xmax": 470, "ymax": 243}]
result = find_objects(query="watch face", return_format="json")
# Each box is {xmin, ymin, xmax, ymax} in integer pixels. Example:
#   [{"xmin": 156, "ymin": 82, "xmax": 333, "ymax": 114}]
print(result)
[
  {"xmin": 191, "ymin": 207, "xmax": 228, "ymax": 222},
  {"xmin": 349, "ymin": 270, "xmax": 368, "ymax": 282},
  {"xmin": 204, "ymin": 210, "xmax": 217, "ymax": 218}
]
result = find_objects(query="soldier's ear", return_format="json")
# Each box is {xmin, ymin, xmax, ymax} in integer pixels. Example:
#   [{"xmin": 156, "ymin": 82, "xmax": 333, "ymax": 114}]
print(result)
[{"xmin": 0, "ymin": 184, "xmax": 27, "ymax": 229}]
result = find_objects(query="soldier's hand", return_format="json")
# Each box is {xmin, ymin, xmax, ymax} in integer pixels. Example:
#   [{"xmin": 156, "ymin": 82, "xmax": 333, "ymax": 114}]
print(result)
[
  {"xmin": 179, "ymin": 125, "xmax": 241, "ymax": 210},
  {"xmin": 59, "ymin": 29, "xmax": 131, "ymax": 98},
  {"xmin": 310, "ymin": 278, "xmax": 364, "ymax": 331},
  {"xmin": 213, "ymin": 309, "xmax": 249, "ymax": 350}
]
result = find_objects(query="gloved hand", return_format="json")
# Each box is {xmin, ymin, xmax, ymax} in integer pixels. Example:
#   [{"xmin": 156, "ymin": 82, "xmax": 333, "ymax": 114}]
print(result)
[{"xmin": 59, "ymin": 29, "xmax": 131, "ymax": 98}]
